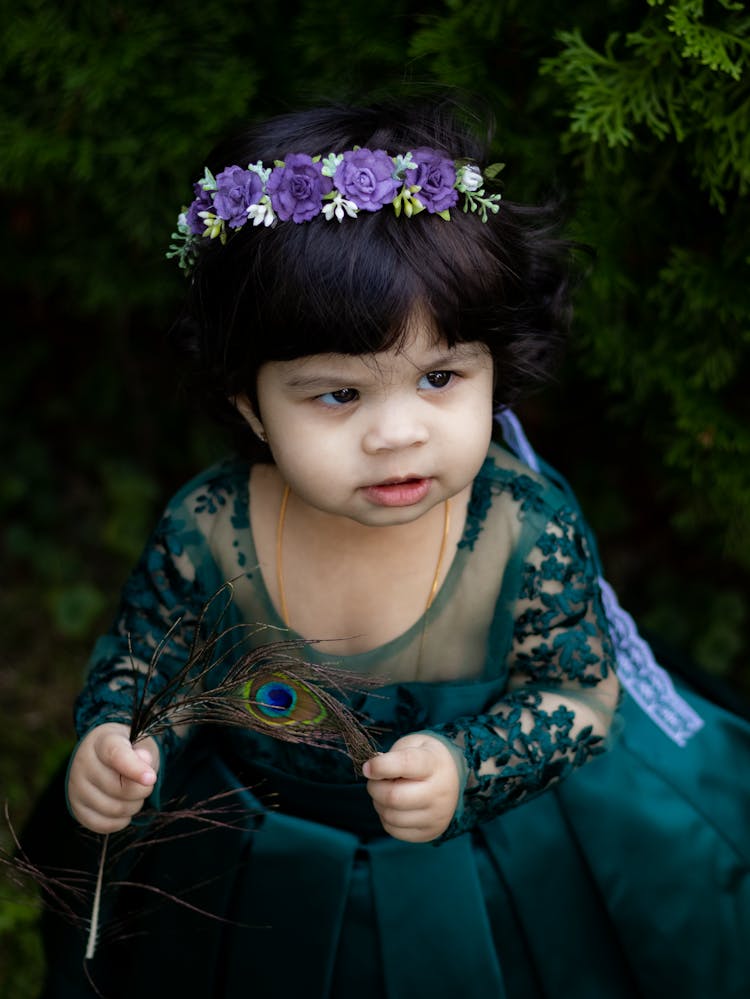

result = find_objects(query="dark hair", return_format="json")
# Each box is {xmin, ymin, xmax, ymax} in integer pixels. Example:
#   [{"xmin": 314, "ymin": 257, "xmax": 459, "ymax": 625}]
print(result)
[{"xmin": 170, "ymin": 97, "xmax": 577, "ymax": 452}]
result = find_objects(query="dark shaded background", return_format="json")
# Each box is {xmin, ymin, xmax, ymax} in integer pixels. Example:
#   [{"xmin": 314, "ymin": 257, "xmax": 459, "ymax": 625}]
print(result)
[{"xmin": 2, "ymin": 2, "xmax": 749, "ymax": 992}]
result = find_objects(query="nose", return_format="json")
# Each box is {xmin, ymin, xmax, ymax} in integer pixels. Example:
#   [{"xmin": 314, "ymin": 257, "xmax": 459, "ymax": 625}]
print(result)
[{"xmin": 361, "ymin": 400, "xmax": 429, "ymax": 454}]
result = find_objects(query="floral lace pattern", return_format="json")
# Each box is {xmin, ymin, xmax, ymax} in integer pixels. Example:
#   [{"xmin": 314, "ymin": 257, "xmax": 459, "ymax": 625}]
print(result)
[
  {"xmin": 432, "ymin": 498, "xmax": 616, "ymax": 838},
  {"xmin": 74, "ymin": 451, "xmax": 617, "ymax": 838}
]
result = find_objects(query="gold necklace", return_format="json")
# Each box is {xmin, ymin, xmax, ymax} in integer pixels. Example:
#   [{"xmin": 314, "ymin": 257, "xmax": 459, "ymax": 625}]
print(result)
[{"xmin": 275, "ymin": 484, "xmax": 451, "ymax": 632}]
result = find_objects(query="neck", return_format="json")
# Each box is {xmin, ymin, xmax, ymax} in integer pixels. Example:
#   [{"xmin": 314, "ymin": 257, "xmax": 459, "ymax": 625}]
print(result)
[{"xmin": 275, "ymin": 481, "xmax": 458, "ymax": 636}]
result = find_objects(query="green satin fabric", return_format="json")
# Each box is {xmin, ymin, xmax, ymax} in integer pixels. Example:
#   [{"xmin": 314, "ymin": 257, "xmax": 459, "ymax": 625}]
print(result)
[
  {"xmin": 223, "ymin": 801, "xmax": 506, "ymax": 998},
  {"xmin": 34, "ymin": 674, "xmax": 750, "ymax": 998}
]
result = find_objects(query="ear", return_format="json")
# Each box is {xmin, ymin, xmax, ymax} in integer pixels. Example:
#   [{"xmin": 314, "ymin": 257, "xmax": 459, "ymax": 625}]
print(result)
[{"xmin": 233, "ymin": 395, "xmax": 267, "ymax": 443}]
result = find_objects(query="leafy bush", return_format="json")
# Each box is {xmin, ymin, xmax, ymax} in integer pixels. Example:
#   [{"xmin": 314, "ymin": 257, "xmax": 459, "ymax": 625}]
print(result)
[{"xmin": 1, "ymin": 0, "xmax": 749, "ymax": 981}]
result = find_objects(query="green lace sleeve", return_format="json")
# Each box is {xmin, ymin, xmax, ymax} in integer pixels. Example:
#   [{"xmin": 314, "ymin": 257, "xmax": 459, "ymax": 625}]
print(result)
[
  {"xmin": 430, "ymin": 501, "xmax": 619, "ymax": 840},
  {"xmin": 72, "ymin": 498, "xmax": 211, "ymax": 773}
]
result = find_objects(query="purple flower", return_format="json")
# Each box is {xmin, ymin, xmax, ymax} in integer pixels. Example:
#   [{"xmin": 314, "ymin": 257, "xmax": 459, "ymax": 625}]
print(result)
[
  {"xmin": 333, "ymin": 148, "xmax": 398, "ymax": 211},
  {"xmin": 406, "ymin": 147, "xmax": 458, "ymax": 214},
  {"xmin": 185, "ymin": 183, "xmax": 214, "ymax": 234},
  {"xmin": 213, "ymin": 166, "xmax": 264, "ymax": 229},
  {"xmin": 266, "ymin": 154, "xmax": 333, "ymax": 223}
]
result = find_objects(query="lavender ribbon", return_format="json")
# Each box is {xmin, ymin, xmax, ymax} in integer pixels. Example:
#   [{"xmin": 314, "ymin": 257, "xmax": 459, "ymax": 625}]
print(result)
[{"xmin": 495, "ymin": 409, "xmax": 705, "ymax": 747}]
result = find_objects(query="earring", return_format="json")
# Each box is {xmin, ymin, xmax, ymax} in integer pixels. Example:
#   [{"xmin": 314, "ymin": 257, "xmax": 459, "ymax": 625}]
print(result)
[{"xmin": 258, "ymin": 429, "xmax": 268, "ymax": 443}]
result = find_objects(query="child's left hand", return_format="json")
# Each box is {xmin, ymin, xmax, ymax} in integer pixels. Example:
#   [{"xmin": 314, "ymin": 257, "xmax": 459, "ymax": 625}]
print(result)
[{"xmin": 363, "ymin": 733, "xmax": 460, "ymax": 843}]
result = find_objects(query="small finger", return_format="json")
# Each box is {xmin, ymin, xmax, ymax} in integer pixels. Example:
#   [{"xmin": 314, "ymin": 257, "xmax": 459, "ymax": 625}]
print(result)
[
  {"xmin": 133, "ymin": 738, "xmax": 160, "ymax": 773},
  {"xmin": 134, "ymin": 746, "xmax": 152, "ymax": 763},
  {"xmin": 382, "ymin": 824, "xmax": 439, "ymax": 844},
  {"xmin": 363, "ymin": 747, "xmax": 432, "ymax": 782},
  {"xmin": 105, "ymin": 742, "xmax": 157, "ymax": 787},
  {"xmin": 73, "ymin": 783, "xmax": 143, "ymax": 821},
  {"xmin": 90, "ymin": 769, "xmax": 154, "ymax": 801},
  {"xmin": 367, "ymin": 779, "xmax": 429, "ymax": 811},
  {"xmin": 72, "ymin": 803, "xmax": 135, "ymax": 835},
  {"xmin": 372, "ymin": 804, "xmax": 431, "ymax": 830}
]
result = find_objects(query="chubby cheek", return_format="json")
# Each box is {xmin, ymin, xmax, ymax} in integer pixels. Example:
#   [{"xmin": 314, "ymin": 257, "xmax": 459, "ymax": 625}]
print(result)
[
  {"xmin": 268, "ymin": 431, "xmax": 348, "ymax": 499},
  {"xmin": 450, "ymin": 405, "xmax": 493, "ymax": 473},
  {"xmin": 459, "ymin": 438, "xmax": 493, "ymax": 490}
]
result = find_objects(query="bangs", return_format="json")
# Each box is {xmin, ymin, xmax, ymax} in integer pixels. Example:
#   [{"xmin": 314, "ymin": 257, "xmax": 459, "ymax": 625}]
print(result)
[
  {"xmin": 244, "ymin": 214, "xmax": 421, "ymax": 359},
  {"xmin": 210, "ymin": 198, "xmax": 510, "ymax": 380}
]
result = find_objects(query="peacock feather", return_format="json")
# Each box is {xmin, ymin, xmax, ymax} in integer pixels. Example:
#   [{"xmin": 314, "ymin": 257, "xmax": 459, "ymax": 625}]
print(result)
[
  {"xmin": 13, "ymin": 580, "xmax": 382, "ymax": 969},
  {"xmin": 2, "ymin": 582, "xmax": 382, "ymax": 979},
  {"xmin": 125, "ymin": 581, "xmax": 379, "ymax": 771}
]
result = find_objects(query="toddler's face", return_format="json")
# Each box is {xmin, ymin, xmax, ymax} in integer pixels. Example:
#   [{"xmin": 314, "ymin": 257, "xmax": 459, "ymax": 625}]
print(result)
[{"xmin": 239, "ymin": 321, "xmax": 494, "ymax": 528}]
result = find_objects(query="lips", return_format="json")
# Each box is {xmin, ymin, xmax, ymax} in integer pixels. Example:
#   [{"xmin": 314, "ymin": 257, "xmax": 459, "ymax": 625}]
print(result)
[{"xmin": 362, "ymin": 476, "xmax": 432, "ymax": 507}]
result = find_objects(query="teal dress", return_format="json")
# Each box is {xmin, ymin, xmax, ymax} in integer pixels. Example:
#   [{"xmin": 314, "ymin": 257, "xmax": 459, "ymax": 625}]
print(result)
[{"xmin": 35, "ymin": 434, "xmax": 750, "ymax": 998}]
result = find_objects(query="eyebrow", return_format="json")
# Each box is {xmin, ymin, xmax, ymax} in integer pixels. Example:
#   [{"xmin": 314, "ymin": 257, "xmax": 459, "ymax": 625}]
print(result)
[
  {"xmin": 283, "ymin": 373, "xmax": 353, "ymax": 390},
  {"xmin": 419, "ymin": 344, "xmax": 487, "ymax": 367}
]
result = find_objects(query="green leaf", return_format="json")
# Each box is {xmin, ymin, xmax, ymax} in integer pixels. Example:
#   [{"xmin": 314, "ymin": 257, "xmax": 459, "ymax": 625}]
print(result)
[{"xmin": 483, "ymin": 162, "xmax": 505, "ymax": 180}]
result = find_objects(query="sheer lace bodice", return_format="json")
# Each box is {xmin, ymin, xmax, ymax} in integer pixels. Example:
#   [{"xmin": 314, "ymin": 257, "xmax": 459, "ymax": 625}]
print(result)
[{"xmin": 75, "ymin": 441, "xmax": 617, "ymax": 835}]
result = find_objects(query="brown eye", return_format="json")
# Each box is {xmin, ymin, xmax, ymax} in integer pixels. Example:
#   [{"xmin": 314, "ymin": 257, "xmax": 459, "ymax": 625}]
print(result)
[
  {"xmin": 319, "ymin": 388, "xmax": 359, "ymax": 405},
  {"xmin": 421, "ymin": 371, "xmax": 453, "ymax": 389}
]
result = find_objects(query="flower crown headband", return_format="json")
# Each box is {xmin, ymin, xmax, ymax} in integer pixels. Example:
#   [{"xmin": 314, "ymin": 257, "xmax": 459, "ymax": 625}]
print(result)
[{"xmin": 167, "ymin": 146, "xmax": 504, "ymax": 273}]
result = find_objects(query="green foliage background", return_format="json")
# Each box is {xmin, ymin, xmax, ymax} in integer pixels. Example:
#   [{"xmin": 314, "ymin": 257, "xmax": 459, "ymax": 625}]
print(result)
[{"xmin": 2, "ymin": 0, "xmax": 749, "ymax": 991}]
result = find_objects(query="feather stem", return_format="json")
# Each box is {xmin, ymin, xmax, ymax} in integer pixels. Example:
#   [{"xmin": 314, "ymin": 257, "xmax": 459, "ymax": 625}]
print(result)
[{"xmin": 85, "ymin": 832, "xmax": 108, "ymax": 961}]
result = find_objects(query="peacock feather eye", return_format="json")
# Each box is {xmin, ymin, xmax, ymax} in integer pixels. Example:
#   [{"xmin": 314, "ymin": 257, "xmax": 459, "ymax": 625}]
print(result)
[
  {"xmin": 255, "ymin": 680, "xmax": 297, "ymax": 717},
  {"xmin": 243, "ymin": 671, "xmax": 328, "ymax": 728}
]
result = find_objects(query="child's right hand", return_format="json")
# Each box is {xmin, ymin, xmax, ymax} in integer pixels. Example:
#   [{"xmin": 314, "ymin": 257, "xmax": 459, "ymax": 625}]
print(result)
[{"xmin": 67, "ymin": 723, "xmax": 159, "ymax": 834}]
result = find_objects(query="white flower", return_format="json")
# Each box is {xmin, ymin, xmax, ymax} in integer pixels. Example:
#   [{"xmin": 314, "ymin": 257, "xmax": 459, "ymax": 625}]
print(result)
[
  {"xmin": 456, "ymin": 163, "xmax": 484, "ymax": 191},
  {"xmin": 322, "ymin": 192, "xmax": 359, "ymax": 222},
  {"xmin": 246, "ymin": 198, "xmax": 277, "ymax": 228},
  {"xmin": 457, "ymin": 164, "xmax": 483, "ymax": 193}
]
